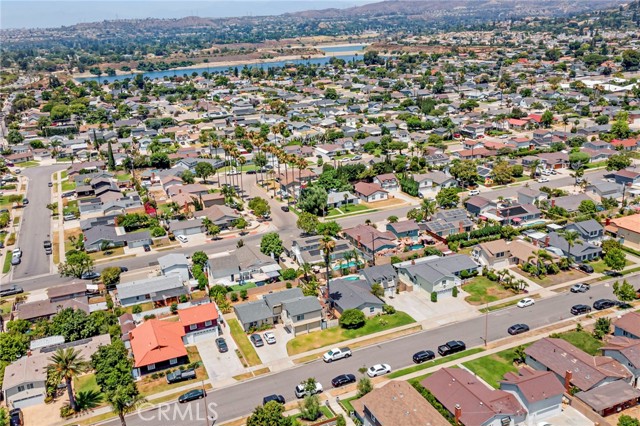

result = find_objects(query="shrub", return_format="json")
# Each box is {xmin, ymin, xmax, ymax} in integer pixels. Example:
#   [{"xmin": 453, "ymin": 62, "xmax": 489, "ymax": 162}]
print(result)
[
  {"xmin": 151, "ymin": 226, "xmax": 167, "ymax": 237},
  {"xmin": 339, "ymin": 309, "xmax": 366, "ymax": 329},
  {"xmin": 170, "ymin": 302, "xmax": 178, "ymax": 314},
  {"xmin": 382, "ymin": 304, "xmax": 396, "ymax": 314},
  {"xmin": 281, "ymin": 268, "xmax": 297, "ymax": 281},
  {"xmin": 452, "ymin": 286, "xmax": 458, "ymax": 298},
  {"xmin": 60, "ymin": 404, "xmax": 75, "ymax": 418},
  {"xmin": 230, "ymin": 292, "xmax": 239, "ymax": 302},
  {"xmin": 132, "ymin": 304, "xmax": 142, "ymax": 314},
  {"xmin": 240, "ymin": 289, "xmax": 248, "ymax": 300},
  {"xmin": 431, "ymin": 292, "xmax": 438, "ymax": 303},
  {"xmin": 143, "ymin": 314, "xmax": 156, "ymax": 320},
  {"xmin": 179, "ymin": 294, "xmax": 188, "ymax": 303},
  {"xmin": 285, "ymin": 282, "xmax": 292, "ymax": 289},
  {"xmin": 390, "ymin": 256, "xmax": 402, "ymax": 264}
]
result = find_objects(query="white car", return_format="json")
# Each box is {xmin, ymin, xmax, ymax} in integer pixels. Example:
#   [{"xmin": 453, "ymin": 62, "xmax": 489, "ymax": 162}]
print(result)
[
  {"xmin": 367, "ymin": 364, "xmax": 391, "ymax": 378},
  {"xmin": 176, "ymin": 235, "xmax": 188, "ymax": 243},
  {"xmin": 517, "ymin": 298, "xmax": 535, "ymax": 308},
  {"xmin": 12, "ymin": 248, "xmax": 22, "ymax": 258},
  {"xmin": 537, "ymin": 177, "xmax": 549, "ymax": 183},
  {"xmin": 263, "ymin": 332, "xmax": 276, "ymax": 345},
  {"xmin": 469, "ymin": 189, "xmax": 480, "ymax": 196}
]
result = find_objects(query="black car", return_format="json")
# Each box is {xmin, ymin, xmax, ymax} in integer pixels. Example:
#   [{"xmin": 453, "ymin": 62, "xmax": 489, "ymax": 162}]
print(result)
[
  {"xmin": 250, "ymin": 333, "xmax": 264, "ymax": 347},
  {"xmin": 412, "ymin": 350, "xmax": 435, "ymax": 364},
  {"xmin": 120, "ymin": 266, "xmax": 129, "ymax": 272},
  {"xmin": 178, "ymin": 389, "xmax": 206, "ymax": 403},
  {"xmin": 263, "ymin": 394, "xmax": 285, "ymax": 405},
  {"xmin": 593, "ymin": 299, "xmax": 617, "ymax": 310},
  {"xmin": 578, "ymin": 264, "xmax": 594, "ymax": 274},
  {"xmin": 281, "ymin": 205, "xmax": 290, "ymax": 212},
  {"xmin": 43, "ymin": 240, "xmax": 52, "ymax": 248},
  {"xmin": 571, "ymin": 304, "xmax": 592, "ymax": 315},
  {"xmin": 143, "ymin": 244, "xmax": 151, "ymax": 252},
  {"xmin": 437, "ymin": 340, "xmax": 466, "ymax": 356},
  {"xmin": 9, "ymin": 408, "xmax": 23, "ymax": 426},
  {"xmin": 0, "ymin": 285, "xmax": 24, "ymax": 297},
  {"xmin": 22, "ymin": 198, "xmax": 28, "ymax": 205},
  {"xmin": 81, "ymin": 271, "xmax": 100, "ymax": 280},
  {"xmin": 507, "ymin": 324, "xmax": 530, "ymax": 335},
  {"xmin": 215, "ymin": 337, "xmax": 228, "ymax": 353},
  {"xmin": 48, "ymin": 182, "xmax": 53, "ymax": 187},
  {"xmin": 331, "ymin": 374, "xmax": 356, "ymax": 387},
  {"xmin": 604, "ymin": 270, "xmax": 623, "ymax": 277}
]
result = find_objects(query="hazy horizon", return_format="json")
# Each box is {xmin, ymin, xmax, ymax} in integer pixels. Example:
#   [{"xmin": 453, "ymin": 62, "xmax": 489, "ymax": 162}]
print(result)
[{"xmin": 1, "ymin": 0, "xmax": 372, "ymax": 29}]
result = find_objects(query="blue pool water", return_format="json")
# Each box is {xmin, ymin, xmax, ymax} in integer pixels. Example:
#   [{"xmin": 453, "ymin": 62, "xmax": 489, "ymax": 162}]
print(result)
[
  {"xmin": 525, "ymin": 220, "xmax": 547, "ymax": 227},
  {"xmin": 410, "ymin": 244, "xmax": 425, "ymax": 251},
  {"xmin": 333, "ymin": 261, "xmax": 360, "ymax": 270},
  {"xmin": 343, "ymin": 276, "xmax": 361, "ymax": 281}
]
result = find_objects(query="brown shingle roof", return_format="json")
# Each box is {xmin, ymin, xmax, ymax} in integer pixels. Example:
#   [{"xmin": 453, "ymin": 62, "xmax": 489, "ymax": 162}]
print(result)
[
  {"xmin": 354, "ymin": 181, "xmax": 387, "ymax": 197},
  {"xmin": 500, "ymin": 367, "xmax": 565, "ymax": 404},
  {"xmin": 613, "ymin": 311, "xmax": 640, "ymax": 338}
]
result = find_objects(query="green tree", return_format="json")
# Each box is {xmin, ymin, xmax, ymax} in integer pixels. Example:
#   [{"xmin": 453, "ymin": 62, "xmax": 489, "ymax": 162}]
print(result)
[
  {"xmin": 58, "ymin": 251, "xmax": 94, "ymax": 278},
  {"xmin": 607, "ymin": 152, "xmax": 632, "ymax": 171},
  {"xmin": 578, "ymin": 199, "xmax": 597, "ymax": 216},
  {"xmin": 180, "ymin": 170, "xmax": 195, "ymax": 184},
  {"xmin": 449, "ymin": 160, "xmax": 478, "ymax": 187},
  {"xmin": 541, "ymin": 110, "xmax": 554, "ymax": 127},
  {"xmin": 568, "ymin": 152, "xmax": 590, "ymax": 170},
  {"xmin": 107, "ymin": 140, "xmax": 116, "ymax": 171},
  {"xmin": 299, "ymin": 394, "xmax": 321, "ymax": 421},
  {"xmin": 194, "ymin": 162, "xmax": 215, "ymax": 183},
  {"xmin": 339, "ymin": 309, "xmax": 366, "ymax": 329},
  {"xmin": 191, "ymin": 251, "xmax": 208, "ymax": 268},
  {"xmin": 247, "ymin": 401, "xmax": 293, "ymax": 426},
  {"xmin": 296, "ymin": 211, "xmax": 319, "ymax": 235},
  {"xmin": 613, "ymin": 279, "xmax": 636, "ymax": 303},
  {"xmin": 611, "ymin": 111, "xmax": 631, "ymax": 139},
  {"xmin": 47, "ymin": 348, "xmax": 88, "ymax": 412},
  {"xmin": 356, "ymin": 376, "xmax": 373, "ymax": 398},
  {"xmin": 621, "ymin": 49, "xmax": 640, "ymax": 71},
  {"xmin": 436, "ymin": 187, "xmax": 459, "ymax": 208},
  {"xmin": 106, "ymin": 384, "xmax": 146, "ymax": 426},
  {"xmin": 149, "ymin": 152, "xmax": 170, "ymax": 169},
  {"xmin": 491, "ymin": 160, "xmax": 514, "ymax": 185},
  {"xmin": 317, "ymin": 220, "xmax": 342, "ymax": 237},
  {"xmin": 7, "ymin": 129, "xmax": 23, "ymax": 145},
  {"xmin": 618, "ymin": 415, "xmax": 640, "ymax": 426},
  {"xmin": 324, "ymin": 88, "xmax": 338, "ymax": 100},
  {"xmin": 248, "ymin": 197, "xmax": 270, "ymax": 218},
  {"xmin": 601, "ymin": 239, "xmax": 622, "ymax": 255},
  {"xmin": 101, "ymin": 266, "xmax": 121, "ymax": 287},
  {"xmin": 260, "ymin": 232, "xmax": 284, "ymax": 258},
  {"xmin": 371, "ymin": 283, "xmax": 385, "ymax": 298},
  {"xmin": 593, "ymin": 317, "xmax": 611, "ymax": 340},
  {"xmin": 298, "ymin": 186, "xmax": 328, "ymax": 216},
  {"xmin": 0, "ymin": 331, "xmax": 29, "ymax": 363},
  {"xmin": 604, "ymin": 248, "xmax": 626, "ymax": 272},
  {"xmin": 75, "ymin": 390, "xmax": 103, "ymax": 413}
]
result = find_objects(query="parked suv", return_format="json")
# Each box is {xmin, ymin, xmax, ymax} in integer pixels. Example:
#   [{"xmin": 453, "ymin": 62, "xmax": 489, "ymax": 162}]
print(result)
[
  {"xmin": 570, "ymin": 283, "xmax": 590, "ymax": 293},
  {"xmin": 578, "ymin": 264, "xmax": 594, "ymax": 274},
  {"xmin": 294, "ymin": 381, "xmax": 323, "ymax": 398},
  {"xmin": 593, "ymin": 299, "xmax": 617, "ymax": 310},
  {"xmin": 166, "ymin": 369, "xmax": 196, "ymax": 384},
  {"xmin": 437, "ymin": 340, "xmax": 466, "ymax": 356},
  {"xmin": 571, "ymin": 304, "xmax": 592, "ymax": 315},
  {"xmin": 412, "ymin": 350, "xmax": 435, "ymax": 364}
]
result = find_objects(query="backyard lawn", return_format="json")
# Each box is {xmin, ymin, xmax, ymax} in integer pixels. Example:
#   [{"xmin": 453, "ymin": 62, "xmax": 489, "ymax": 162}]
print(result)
[
  {"xmin": 462, "ymin": 346, "xmax": 525, "ymax": 388},
  {"xmin": 462, "ymin": 276, "xmax": 516, "ymax": 305},
  {"xmin": 287, "ymin": 312, "xmax": 415, "ymax": 355},
  {"xmin": 229, "ymin": 282, "xmax": 257, "ymax": 292},
  {"xmin": 554, "ymin": 330, "xmax": 602, "ymax": 356},
  {"xmin": 228, "ymin": 318, "xmax": 262, "ymax": 367}
]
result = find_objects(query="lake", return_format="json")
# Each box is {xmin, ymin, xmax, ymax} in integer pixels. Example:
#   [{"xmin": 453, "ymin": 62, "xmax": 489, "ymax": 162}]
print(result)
[
  {"xmin": 75, "ymin": 53, "xmax": 363, "ymax": 83},
  {"xmin": 318, "ymin": 44, "xmax": 367, "ymax": 53}
]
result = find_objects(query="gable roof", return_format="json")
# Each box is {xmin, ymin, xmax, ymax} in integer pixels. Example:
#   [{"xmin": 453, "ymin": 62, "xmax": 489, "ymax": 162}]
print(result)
[
  {"xmin": 130, "ymin": 319, "xmax": 187, "ymax": 367},
  {"xmin": 354, "ymin": 181, "xmax": 387, "ymax": 197},
  {"xmin": 117, "ymin": 275, "xmax": 184, "ymax": 300},
  {"xmin": 329, "ymin": 279, "xmax": 384, "ymax": 311},
  {"xmin": 157, "ymin": 253, "xmax": 189, "ymax": 271},
  {"xmin": 263, "ymin": 288, "xmax": 304, "ymax": 309},
  {"xmin": 613, "ymin": 311, "xmax": 640, "ymax": 338},
  {"xmin": 281, "ymin": 296, "xmax": 322, "ymax": 317},
  {"xmin": 501, "ymin": 367, "xmax": 565, "ymax": 405},
  {"xmin": 234, "ymin": 299, "xmax": 273, "ymax": 325},
  {"xmin": 177, "ymin": 303, "xmax": 219, "ymax": 327}
]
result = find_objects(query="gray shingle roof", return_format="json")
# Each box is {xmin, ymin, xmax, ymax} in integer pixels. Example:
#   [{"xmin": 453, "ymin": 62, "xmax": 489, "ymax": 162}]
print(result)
[
  {"xmin": 117, "ymin": 275, "xmax": 184, "ymax": 300},
  {"xmin": 263, "ymin": 288, "xmax": 303, "ymax": 309},
  {"xmin": 329, "ymin": 279, "xmax": 383, "ymax": 311},
  {"xmin": 234, "ymin": 300, "xmax": 273, "ymax": 325},
  {"xmin": 282, "ymin": 296, "xmax": 322, "ymax": 317},
  {"xmin": 158, "ymin": 253, "xmax": 189, "ymax": 271}
]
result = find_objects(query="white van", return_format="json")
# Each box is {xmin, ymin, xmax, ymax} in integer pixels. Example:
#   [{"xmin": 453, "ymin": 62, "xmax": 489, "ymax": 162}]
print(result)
[{"xmin": 176, "ymin": 234, "xmax": 189, "ymax": 243}]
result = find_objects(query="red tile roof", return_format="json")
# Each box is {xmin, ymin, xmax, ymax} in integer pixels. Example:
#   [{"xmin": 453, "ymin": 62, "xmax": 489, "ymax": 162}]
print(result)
[
  {"xmin": 177, "ymin": 303, "xmax": 219, "ymax": 327},
  {"xmin": 611, "ymin": 139, "xmax": 639, "ymax": 148},
  {"xmin": 130, "ymin": 319, "xmax": 186, "ymax": 368}
]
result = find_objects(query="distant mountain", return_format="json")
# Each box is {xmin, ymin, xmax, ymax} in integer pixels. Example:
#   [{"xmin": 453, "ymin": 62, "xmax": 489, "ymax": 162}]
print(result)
[{"xmin": 286, "ymin": 0, "xmax": 628, "ymax": 20}]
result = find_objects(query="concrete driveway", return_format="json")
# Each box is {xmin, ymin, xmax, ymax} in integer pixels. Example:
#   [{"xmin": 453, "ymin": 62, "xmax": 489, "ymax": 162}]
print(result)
[
  {"xmin": 388, "ymin": 290, "xmax": 473, "ymax": 323},
  {"xmin": 194, "ymin": 333, "xmax": 245, "ymax": 381},
  {"xmin": 252, "ymin": 325, "xmax": 294, "ymax": 365}
]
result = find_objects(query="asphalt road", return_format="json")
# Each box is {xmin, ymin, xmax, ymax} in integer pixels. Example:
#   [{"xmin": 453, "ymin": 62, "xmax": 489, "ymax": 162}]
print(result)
[
  {"xmin": 11, "ymin": 165, "xmax": 65, "ymax": 280},
  {"xmin": 104, "ymin": 278, "xmax": 628, "ymax": 426}
]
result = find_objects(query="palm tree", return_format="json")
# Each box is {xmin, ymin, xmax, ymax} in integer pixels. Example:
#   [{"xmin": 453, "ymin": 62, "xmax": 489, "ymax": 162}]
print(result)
[
  {"xmin": 47, "ymin": 348, "xmax": 88, "ymax": 412},
  {"xmin": 350, "ymin": 249, "xmax": 361, "ymax": 272},
  {"xmin": 75, "ymin": 390, "xmax": 103, "ymax": 413},
  {"xmin": 421, "ymin": 198, "xmax": 437, "ymax": 221},
  {"xmin": 107, "ymin": 386, "xmax": 146, "ymax": 426},
  {"xmin": 237, "ymin": 155, "xmax": 246, "ymax": 198},
  {"xmin": 343, "ymin": 251, "xmax": 354, "ymax": 275},
  {"xmin": 320, "ymin": 236, "xmax": 336, "ymax": 295},
  {"xmin": 560, "ymin": 230, "xmax": 582, "ymax": 263},
  {"xmin": 298, "ymin": 262, "xmax": 312, "ymax": 283},
  {"xmin": 529, "ymin": 159, "xmax": 541, "ymax": 179},
  {"xmin": 211, "ymin": 138, "xmax": 222, "ymax": 187}
]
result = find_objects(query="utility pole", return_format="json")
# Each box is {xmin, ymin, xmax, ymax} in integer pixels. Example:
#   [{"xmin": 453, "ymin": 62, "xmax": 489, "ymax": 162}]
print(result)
[
  {"xmin": 483, "ymin": 301, "xmax": 489, "ymax": 347},
  {"xmin": 201, "ymin": 380, "xmax": 209, "ymax": 426}
]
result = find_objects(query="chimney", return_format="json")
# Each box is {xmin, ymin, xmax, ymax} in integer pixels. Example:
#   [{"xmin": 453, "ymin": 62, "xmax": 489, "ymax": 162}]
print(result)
[
  {"xmin": 454, "ymin": 404, "xmax": 462, "ymax": 425},
  {"xmin": 532, "ymin": 239, "xmax": 537, "ymax": 247},
  {"xmin": 606, "ymin": 217, "xmax": 611, "ymax": 226},
  {"xmin": 551, "ymin": 199, "xmax": 555, "ymax": 207},
  {"xmin": 545, "ymin": 235, "xmax": 550, "ymax": 247},
  {"xmin": 27, "ymin": 350, "xmax": 32, "ymax": 357},
  {"xmin": 357, "ymin": 235, "xmax": 362, "ymax": 248},
  {"xmin": 459, "ymin": 222, "xmax": 464, "ymax": 233},
  {"xmin": 564, "ymin": 370, "xmax": 572, "ymax": 393}
]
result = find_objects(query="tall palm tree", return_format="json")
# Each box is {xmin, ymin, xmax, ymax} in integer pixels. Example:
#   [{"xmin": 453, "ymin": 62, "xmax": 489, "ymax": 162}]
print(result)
[
  {"xmin": 529, "ymin": 159, "xmax": 541, "ymax": 179},
  {"xmin": 47, "ymin": 348, "xmax": 88, "ymax": 412},
  {"xmin": 350, "ymin": 249, "xmax": 361, "ymax": 272},
  {"xmin": 237, "ymin": 155, "xmax": 246, "ymax": 198},
  {"xmin": 560, "ymin": 230, "xmax": 582, "ymax": 263},
  {"xmin": 298, "ymin": 262, "xmax": 312, "ymax": 283},
  {"xmin": 342, "ymin": 251, "xmax": 354, "ymax": 275},
  {"xmin": 421, "ymin": 198, "xmax": 437, "ymax": 221},
  {"xmin": 107, "ymin": 386, "xmax": 146, "ymax": 426},
  {"xmin": 320, "ymin": 236, "xmax": 336, "ymax": 296},
  {"xmin": 211, "ymin": 138, "xmax": 222, "ymax": 187}
]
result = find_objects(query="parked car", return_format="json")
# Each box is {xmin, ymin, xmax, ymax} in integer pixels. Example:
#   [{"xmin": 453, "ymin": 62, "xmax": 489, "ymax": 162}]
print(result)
[
  {"xmin": 469, "ymin": 189, "xmax": 480, "ymax": 196},
  {"xmin": 61, "ymin": 191, "xmax": 75, "ymax": 198},
  {"xmin": 263, "ymin": 394, "xmax": 285, "ymax": 405},
  {"xmin": 63, "ymin": 214, "xmax": 76, "ymax": 221},
  {"xmin": 0, "ymin": 285, "xmax": 23, "ymax": 297},
  {"xmin": 176, "ymin": 234, "xmax": 189, "ymax": 243},
  {"xmin": 263, "ymin": 332, "xmax": 276, "ymax": 345},
  {"xmin": 412, "ymin": 350, "xmax": 435, "ymax": 364},
  {"xmin": 604, "ymin": 270, "xmax": 623, "ymax": 277},
  {"xmin": 331, "ymin": 374, "xmax": 356, "ymax": 387},
  {"xmin": 367, "ymin": 363, "xmax": 391, "ymax": 377},
  {"xmin": 537, "ymin": 177, "xmax": 549, "ymax": 183},
  {"xmin": 571, "ymin": 304, "xmax": 592, "ymax": 315},
  {"xmin": 12, "ymin": 248, "xmax": 22, "ymax": 258},
  {"xmin": 578, "ymin": 264, "xmax": 594, "ymax": 274},
  {"xmin": 9, "ymin": 408, "xmax": 23, "ymax": 426},
  {"xmin": 281, "ymin": 205, "xmax": 290, "ymax": 212},
  {"xmin": 250, "ymin": 333, "xmax": 264, "ymax": 347},
  {"xmin": 438, "ymin": 340, "xmax": 466, "ymax": 356},
  {"xmin": 593, "ymin": 299, "xmax": 617, "ymax": 310},
  {"xmin": 295, "ymin": 381, "xmax": 323, "ymax": 398},
  {"xmin": 507, "ymin": 324, "xmax": 530, "ymax": 335},
  {"xmin": 352, "ymin": 155, "xmax": 362, "ymax": 160},
  {"xmin": 22, "ymin": 198, "xmax": 28, "ymax": 205},
  {"xmin": 43, "ymin": 240, "xmax": 52, "ymax": 248},
  {"xmin": 166, "ymin": 369, "xmax": 196, "ymax": 384},
  {"xmin": 81, "ymin": 271, "xmax": 100, "ymax": 280},
  {"xmin": 323, "ymin": 347, "xmax": 352, "ymax": 362},
  {"xmin": 10, "ymin": 256, "xmax": 20, "ymax": 266},
  {"xmin": 120, "ymin": 266, "xmax": 129, "ymax": 272},
  {"xmin": 48, "ymin": 182, "xmax": 53, "ymax": 187},
  {"xmin": 143, "ymin": 244, "xmax": 151, "ymax": 252},
  {"xmin": 215, "ymin": 337, "xmax": 228, "ymax": 353},
  {"xmin": 570, "ymin": 283, "xmax": 590, "ymax": 293},
  {"xmin": 517, "ymin": 298, "xmax": 535, "ymax": 308},
  {"xmin": 178, "ymin": 389, "xmax": 206, "ymax": 403}
]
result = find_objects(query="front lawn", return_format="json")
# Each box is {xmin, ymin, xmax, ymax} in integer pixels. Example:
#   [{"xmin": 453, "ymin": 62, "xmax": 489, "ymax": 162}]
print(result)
[
  {"xmin": 61, "ymin": 180, "xmax": 76, "ymax": 191},
  {"xmin": 74, "ymin": 373, "xmax": 102, "ymax": 396},
  {"xmin": 287, "ymin": 312, "xmax": 415, "ymax": 355},
  {"xmin": 511, "ymin": 268, "xmax": 585, "ymax": 287},
  {"xmin": 228, "ymin": 318, "xmax": 262, "ymax": 367},
  {"xmin": 387, "ymin": 348, "xmax": 485, "ymax": 379},
  {"xmin": 462, "ymin": 347, "xmax": 522, "ymax": 388},
  {"xmin": 554, "ymin": 330, "xmax": 602, "ymax": 356},
  {"xmin": 462, "ymin": 276, "xmax": 516, "ymax": 305},
  {"xmin": 327, "ymin": 204, "xmax": 371, "ymax": 217},
  {"xmin": 137, "ymin": 346, "xmax": 208, "ymax": 396},
  {"xmin": 586, "ymin": 259, "xmax": 632, "ymax": 273},
  {"xmin": 63, "ymin": 199, "xmax": 79, "ymax": 216}
]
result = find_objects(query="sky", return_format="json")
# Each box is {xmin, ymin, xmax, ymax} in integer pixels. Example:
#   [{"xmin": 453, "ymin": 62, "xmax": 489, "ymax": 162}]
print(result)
[{"xmin": 1, "ymin": 0, "xmax": 371, "ymax": 29}]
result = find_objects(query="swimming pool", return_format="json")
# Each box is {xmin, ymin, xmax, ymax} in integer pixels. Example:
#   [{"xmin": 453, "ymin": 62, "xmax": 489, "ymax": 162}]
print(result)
[
  {"xmin": 343, "ymin": 276, "xmax": 361, "ymax": 281},
  {"xmin": 524, "ymin": 220, "xmax": 547, "ymax": 227},
  {"xmin": 333, "ymin": 261, "xmax": 360, "ymax": 270},
  {"xmin": 410, "ymin": 244, "xmax": 425, "ymax": 251}
]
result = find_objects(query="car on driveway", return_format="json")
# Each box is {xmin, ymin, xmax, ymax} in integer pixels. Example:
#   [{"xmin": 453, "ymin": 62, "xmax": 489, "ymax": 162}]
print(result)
[
  {"xmin": 295, "ymin": 381, "xmax": 323, "ymax": 398},
  {"xmin": 215, "ymin": 337, "xmax": 228, "ymax": 353},
  {"xmin": 81, "ymin": 271, "xmax": 100, "ymax": 280},
  {"xmin": 438, "ymin": 340, "xmax": 466, "ymax": 356},
  {"xmin": 412, "ymin": 350, "xmax": 435, "ymax": 364},
  {"xmin": 578, "ymin": 264, "xmax": 594, "ymax": 273},
  {"xmin": 593, "ymin": 299, "xmax": 617, "ymax": 310},
  {"xmin": 571, "ymin": 304, "xmax": 592, "ymax": 315},
  {"xmin": 0, "ymin": 285, "xmax": 23, "ymax": 297},
  {"xmin": 570, "ymin": 283, "xmax": 590, "ymax": 293},
  {"xmin": 143, "ymin": 244, "xmax": 151, "ymax": 252},
  {"xmin": 250, "ymin": 333, "xmax": 264, "ymax": 347},
  {"xmin": 507, "ymin": 324, "xmax": 530, "ymax": 335},
  {"xmin": 9, "ymin": 408, "xmax": 23, "ymax": 426},
  {"xmin": 517, "ymin": 298, "xmax": 535, "ymax": 308},
  {"xmin": 263, "ymin": 331, "xmax": 276, "ymax": 345},
  {"xmin": 263, "ymin": 394, "xmax": 285, "ymax": 405},
  {"xmin": 331, "ymin": 374, "xmax": 356, "ymax": 387},
  {"xmin": 178, "ymin": 389, "xmax": 205, "ymax": 403},
  {"xmin": 367, "ymin": 364, "xmax": 391, "ymax": 377}
]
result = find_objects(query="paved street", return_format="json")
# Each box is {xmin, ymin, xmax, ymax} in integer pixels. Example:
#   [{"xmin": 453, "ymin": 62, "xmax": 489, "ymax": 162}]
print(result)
[
  {"xmin": 102, "ymin": 278, "xmax": 626, "ymax": 426},
  {"xmin": 11, "ymin": 165, "xmax": 65, "ymax": 280}
]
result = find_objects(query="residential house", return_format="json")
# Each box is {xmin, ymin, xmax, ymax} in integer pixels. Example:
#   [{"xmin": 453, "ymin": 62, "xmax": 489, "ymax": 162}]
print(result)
[
  {"xmin": 472, "ymin": 239, "xmax": 557, "ymax": 269},
  {"xmin": 613, "ymin": 169, "xmax": 640, "ymax": 186},
  {"xmin": 576, "ymin": 380, "xmax": 640, "ymax": 417},
  {"xmin": 412, "ymin": 171, "xmax": 457, "ymax": 197},
  {"xmin": 548, "ymin": 193, "xmax": 594, "ymax": 214},
  {"xmin": 326, "ymin": 191, "xmax": 359, "ymax": 209},
  {"xmin": 465, "ymin": 195, "xmax": 496, "ymax": 218},
  {"xmin": 168, "ymin": 219, "xmax": 205, "ymax": 236},
  {"xmin": 277, "ymin": 169, "xmax": 317, "ymax": 198},
  {"xmin": 564, "ymin": 219, "xmax": 604, "ymax": 243},
  {"xmin": 545, "ymin": 231, "xmax": 602, "ymax": 262},
  {"xmin": 342, "ymin": 224, "xmax": 396, "ymax": 258},
  {"xmin": 47, "ymin": 283, "xmax": 87, "ymax": 303},
  {"xmin": 372, "ymin": 173, "xmax": 399, "ymax": 191},
  {"xmin": 500, "ymin": 367, "xmax": 565, "ymax": 421},
  {"xmin": 422, "ymin": 368, "xmax": 526, "ymax": 426},
  {"xmin": 352, "ymin": 380, "xmax": 450, "ymax": 426},
  {"xmin": 361, "ymin": 264, "xmax": 398, "ymax": 297},
  {"xmin": 497, "ymin": 204, "xmax": 541, "ymax": 226},
  {"xmin": 233, "ymin": 300, "xmax": 274, "ymax": 332},
  {"xmin": 177, "ymin": 303, "xmax": 219, "ymax": 344},
  {"xmin": 329, "ymin": 278, "xmax": 385, "ymax": 316},
  {"xmin": 2, "ymin": 334, "xmax": 110, "ymax": 409},
  {"xmin": 353, "ymin": 182, "xmax": 388, "ymax": 203},
  {"xmin": 206, "ymin": 245, "xmax": 280, "ymax": 286},
  {"xmin": 396, "ymin": 254, "xmax": 479, "ymax": 297},
  {"xmin": 611, "ymin": 138, "xmax": 640, "ymax": 151},
  {"xmin": 14, "ymin": 298, "xmax": 90, "ymax": 322},
  {"xmin": 197, "ymin": 205, "xmax": 240, "ymax": 229},
  {"xmin": 157, "ymin": 253, "xmax": 190, "ymax": 282},
  {"xmin": 517, "ymin": 187, "xmax": 546, "ymax": 206},
  {"xmin": 587, "ymin": 181, "xmax": 623, "ymax": 199},
  {"xmin": 201, "ymin": 192, "xmax": 225, "ymax": 208},
  {"xmin": 525, "ymin": 338, "xmax": 632, "ymax": 392},
  {"xmin": 130, "ymin": 319, "xmax": 189, "ymax": 377},
  {"xmin": 281, "ymin": 296, "xmax": 323, "ymax": 336},
  {"xmin": 116, "ymin": 275, "xmax": 187, "ymax": 307},
  {"xmin": 609, "ymin": 214, "xmax": 640, "ymax": 248},
  {"xmin": 385, "ymin": 220, "xmax": 420, "ymax": 240},
  {"xmin": 602, "ymin": 336, "xmax": 640, "ymax": 387},
  {"xmin": 613, "ymin": 311, "xmax": 640, "ymax": 339},
  {"xmin": 288, "ymin": 235, "xmax": 356, "ymax": 265},
  {"xmin": 424, "ymin": 209, "xmax": 474, "ymax": 238}
]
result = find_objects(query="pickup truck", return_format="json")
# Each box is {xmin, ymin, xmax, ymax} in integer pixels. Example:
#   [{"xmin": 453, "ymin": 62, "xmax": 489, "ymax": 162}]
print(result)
[
  {"xmin": 570, "ymin": 283, "xmax": 590, "ymax": 293},
  {"xmin": 166, "ymin": 369, "xmax": 196, "ymax": 384},
  {"xmin": 437, "ymin": 340, "xmax": 466, "ymax": 356},
  {"xmin": 295, "ymin": 382, "xmax": 323, "ymax": 398},
  {"xmin": 323, "ymin": 347, "xmax": 352, "ymax": 363}
]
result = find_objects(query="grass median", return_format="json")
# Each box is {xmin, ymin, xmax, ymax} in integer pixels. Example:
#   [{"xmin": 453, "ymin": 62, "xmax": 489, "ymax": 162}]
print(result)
[
  {"xmin": 228, "ymin": 318, "xmax": 262, "ymax": 367},
  {"xmin": 387, "ymin": 348, "xmax": 485, "ymax": 379},
  {"xmin": 287, "ymin": 312, "xmax": 415, "ymax": 356}
]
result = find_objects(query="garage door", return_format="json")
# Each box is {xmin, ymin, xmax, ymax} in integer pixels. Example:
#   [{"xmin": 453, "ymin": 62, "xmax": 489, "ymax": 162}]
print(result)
[
  {"xmin": 294, "ymin": 321, "xmax": 322, "ymax": 336},
  {"xmin": 12, "ymin": 394, "xmax": 45, "ymax": 409}
]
